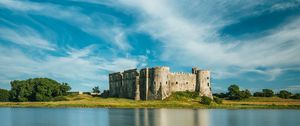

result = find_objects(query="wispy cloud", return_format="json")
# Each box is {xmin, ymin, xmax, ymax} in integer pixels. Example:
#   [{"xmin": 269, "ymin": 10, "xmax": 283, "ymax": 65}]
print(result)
[
  {"xmin": 114, "ymin": 0, "xmax": 300, "ymax": 80},
  {"xmin": 0, "ymin": 26, "xmax": 56, "ymax": 50},
  {"xmin": 0, "ymin": 44, "xmax": 145, "ymax": 90},
  {"xmin": 0, "ymin": 0, "xmax": 132, "ymax": 51}
]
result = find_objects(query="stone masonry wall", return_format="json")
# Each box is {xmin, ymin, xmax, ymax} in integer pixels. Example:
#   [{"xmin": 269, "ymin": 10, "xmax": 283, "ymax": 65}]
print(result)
[{"xmin": 109, "ymin": 66, "xmax": 213, "ymax": 100}]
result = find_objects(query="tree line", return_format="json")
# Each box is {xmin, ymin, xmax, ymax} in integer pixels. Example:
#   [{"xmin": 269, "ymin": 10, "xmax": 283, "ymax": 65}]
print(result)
[
  {"xmin": 0, "ymin": 78, "xmax": 71, "ymax": 102},
  {"xmin": 214, "ymin": 84, "xmax": 300, "ymax": 100}
]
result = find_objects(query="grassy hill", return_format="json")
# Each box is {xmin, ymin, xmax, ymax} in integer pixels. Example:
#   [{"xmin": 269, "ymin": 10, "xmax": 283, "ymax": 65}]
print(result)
[{"xmin": 1, "ymin": 93, "xmax": 300, "ymax": 109}]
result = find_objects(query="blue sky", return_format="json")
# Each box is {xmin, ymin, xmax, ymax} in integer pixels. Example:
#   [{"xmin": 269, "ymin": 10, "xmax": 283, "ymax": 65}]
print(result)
[{"xmin": 0, "ymin": 0, "xmax": 300, "ymax": 93}]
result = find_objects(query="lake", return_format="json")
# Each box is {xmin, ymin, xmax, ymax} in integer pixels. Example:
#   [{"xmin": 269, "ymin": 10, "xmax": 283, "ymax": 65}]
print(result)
[{"xmin": 0, "ymin": 108, "xmax": 299, "ymax": 126}]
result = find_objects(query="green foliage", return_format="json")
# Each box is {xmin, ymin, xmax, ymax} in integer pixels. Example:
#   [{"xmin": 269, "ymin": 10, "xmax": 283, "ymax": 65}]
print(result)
[
  {"xmin": 277, "ymin": 90, "xmax": 292, "ymax": 99},
  {"xmin": 213, "ymin": 93, "xmax": 227, "ymax": 98},
  {"xmin": 254, "ymin": 89, "xmax": 275, "ymax": 97},
  {"xmin": 227, "ymin": 85, "xmax": 251, "ymax": 100},
  {"xmin": 227, "ymin": 84, "xmax": 240, "ymax": 100},
  {"xmin": 213, "ymin": 96, "xmax": 223, "ymax": 104},
  {"xmin": 253, "ymin": 92, "xmax": 264, "ymax": 97},
  {"xmin": 262, "ymin": 89, "xmax": 274, "ymax": 97},
  {"xmin": 166, "ymin": 91, "xmax": 199, "ymax": 101},
  {"xmin": 0, "ymin": 88, "xmax": 10, "ymax": 102},
  {"xmin": 100, "ymin": 90, "xmax": 110, "ymax": 98},
  {"xmin": 10, "ymin": 78, "xmax": 71, "ymax": 102},
  {"xmin": 291, "ymin": 93, "xmax": 300, "ymax": 99},
  {"xmin": 92, "ymin": 86, "xmax": 100, "ymax": 93},
  {"xmin": 239, "ymin": 89, "xmax": 252, "ymax": 99},
  {"xmin": 200, "ymin": 96, "xmax": 212, "ymax": 105}
]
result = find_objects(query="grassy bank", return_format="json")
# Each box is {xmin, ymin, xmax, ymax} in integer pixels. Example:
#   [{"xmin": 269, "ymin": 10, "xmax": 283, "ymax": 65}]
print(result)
[{"xmin": 1, "ymin": 94, "xmax": 300, "ymax": 109}]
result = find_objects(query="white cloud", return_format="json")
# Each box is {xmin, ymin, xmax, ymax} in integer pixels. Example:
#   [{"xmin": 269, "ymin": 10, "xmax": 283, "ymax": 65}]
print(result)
[
  {"xmin": 0, "ymin": 0, "xmax": 132, "ymax": 51},
  {"xmin": 114, "ymin": 0, "xmax": 300, "ymax": 80},
  {"xmin": 0, "ymin": 44, "xmax": 145, "ymax": 91},
  {"xmin": 0, "ymin": 26, "xmax": 56, "ymax": 50}
]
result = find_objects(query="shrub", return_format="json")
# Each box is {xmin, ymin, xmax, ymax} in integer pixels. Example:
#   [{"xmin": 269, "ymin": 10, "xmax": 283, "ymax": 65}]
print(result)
[
  {"xmin": 0, "ymin": 88, "xmax": 10, "ymax": 102},
  {"xmin": 213, "ymin": 96, "xmax": 223, "ymax": 104},
  {"xmin": 262, "ymin": 89, "xmax": 274, "ymax": 97},
  {"xmin": 277, "ymin": 90, "xmax": 292, "ymax": 99},
  {"xmin": 253, "ymin": 92, "xmax": 264, "ymax": 97},
  {"xmin": 213, "ymin": 93, "xmax": 227, "ymax": 98},
  {"xmin": 167, "ymin": 91, "xmax": 199, "ymax": 101},
  {"xmin": 291, "ymin": 93, "xmax": 300, "ymax": 99},
  {"xmin": 200, "ymin": 96, "xmax": 212, "ymax": 105},
  {"xmin": 239, "ymin": 89, "xmax": 251, "ymax": 99}
]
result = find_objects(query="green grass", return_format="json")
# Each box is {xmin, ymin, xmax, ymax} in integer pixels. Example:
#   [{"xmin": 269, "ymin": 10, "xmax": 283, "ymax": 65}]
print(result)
[{"xmin": 1, "ymin": 94, "xmax": 300, "ymax": 109}]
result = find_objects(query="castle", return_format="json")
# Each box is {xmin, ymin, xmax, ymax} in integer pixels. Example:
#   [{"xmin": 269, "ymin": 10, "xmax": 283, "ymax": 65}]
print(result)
[{"xmin": 109, "ymin": 66, "xmax": 212, "ymax": 100}]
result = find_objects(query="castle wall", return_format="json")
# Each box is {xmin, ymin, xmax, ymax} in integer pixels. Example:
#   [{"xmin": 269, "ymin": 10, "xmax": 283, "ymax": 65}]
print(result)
[
  {"xmin": 168, "ymin": 73, "xmax": 196, "ymax": 92},
  {"xmin": 109, "ymin": 66, "xmax": 213, "ymax": 100},
  {"xmin": 109, "ymin": 72, "xmax": 122, "ymax": 97},
  {"xmin": 121, "ymin": 69, "xmax": 139, "ymax": 99}
]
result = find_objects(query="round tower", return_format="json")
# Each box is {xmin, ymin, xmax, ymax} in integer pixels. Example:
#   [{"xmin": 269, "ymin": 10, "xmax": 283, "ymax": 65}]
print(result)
[{"xmin": 152, "ymin": 66, "xmax": 170, "ymax": 100}]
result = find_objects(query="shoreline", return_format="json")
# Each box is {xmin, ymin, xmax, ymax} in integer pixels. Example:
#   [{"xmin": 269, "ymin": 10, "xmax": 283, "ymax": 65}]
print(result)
[{"xmin": 1, "ymin": 95, "xmax": 300, "ymax": 109}]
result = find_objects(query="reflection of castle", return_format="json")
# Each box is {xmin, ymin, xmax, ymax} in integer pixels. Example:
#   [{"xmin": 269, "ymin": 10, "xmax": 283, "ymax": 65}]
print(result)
[
  {"xmin": 109, "ymin": 66, "xmax": 212, "ymax": 100},
  {"xmin": 108, "ymin": 109, "xmax": 211, "ymax": 126}
]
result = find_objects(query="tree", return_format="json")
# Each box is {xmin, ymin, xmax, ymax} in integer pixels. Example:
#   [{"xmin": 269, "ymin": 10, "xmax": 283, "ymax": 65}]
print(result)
[
  {"xmin": 239, "ymin": 89, "xmax": 251, "ymax": 99},
  {"xmin": 0, "ymin": 88, "xmax": 10, "ymax": 102},
  {"xmin": 227, "ymin": 84, "xmax": 240, "ymax": 100},
  {"xmin": 262, "ymin": 89, "xmax": 274, "ymax": 97},
  {"xmin": 213, "ymin": 93, "xmax": 227, "ymax": 98},
  {"xmin": 10, "ymin": 78, "xmax": 71, "ymax": 102},
  {"xmin": 92, "ymin": 86, "xmax": 100, "ymax": 93},
  {"xmin": 277, "ymin": 90, "xmax": 292, "ymax": 99},
  {"xmin": 200, "ymin": 96, "xmax": 212, "ymax": 105},
  {"xmin": 253, "ymin": 92, "xmax": 264, "ymax": 97},
  {"xmin": 291, "ymin": 93, "xmax": 300, "ymax": 99}
]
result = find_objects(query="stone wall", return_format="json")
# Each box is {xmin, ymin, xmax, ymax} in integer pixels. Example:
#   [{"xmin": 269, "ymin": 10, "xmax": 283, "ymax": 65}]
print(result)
[{"xmin": 109, "ymin": 66, "xmax": 213, "ymax": 100}]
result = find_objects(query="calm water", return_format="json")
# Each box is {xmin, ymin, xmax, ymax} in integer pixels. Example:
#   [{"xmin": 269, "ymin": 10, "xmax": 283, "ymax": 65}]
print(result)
[{"xmin": 0, "ymin": 108, "xmax": 299, "ymax": 126}]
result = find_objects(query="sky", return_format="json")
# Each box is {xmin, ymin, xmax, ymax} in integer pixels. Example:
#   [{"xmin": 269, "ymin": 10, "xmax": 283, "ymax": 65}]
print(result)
[{"xmin": 0, "ymin": 0, "xmax": 300, "ymax": 93}]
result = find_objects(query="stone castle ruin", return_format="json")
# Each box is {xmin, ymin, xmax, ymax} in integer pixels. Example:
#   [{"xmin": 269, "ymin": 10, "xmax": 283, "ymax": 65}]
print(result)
[{"xmin": 109, "ymin": 66, "xmax": 213, "ymax": 100}]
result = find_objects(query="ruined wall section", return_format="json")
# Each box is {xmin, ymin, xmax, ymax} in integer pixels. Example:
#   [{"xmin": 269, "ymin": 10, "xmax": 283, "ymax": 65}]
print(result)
[
  {"xmin": 109, "ymin": 72, "xmax": 122, "ymax": 97},
  {"xmin": 121, "ymin": 69, "xmax": 139, "ymax": 99},
  {"xmin": 168, "ymin": 73, "xmax": 196, "ymax": 92}
]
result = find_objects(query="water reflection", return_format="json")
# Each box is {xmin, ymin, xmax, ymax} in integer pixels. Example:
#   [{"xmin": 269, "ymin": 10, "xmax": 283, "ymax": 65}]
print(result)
[
  {"xmin": 1, "ymin": 108, "xmax": 300, "ymax": 126},
  {"xmin": 108, "ymin": 109, "xmax": 211, "ymax": 126}
]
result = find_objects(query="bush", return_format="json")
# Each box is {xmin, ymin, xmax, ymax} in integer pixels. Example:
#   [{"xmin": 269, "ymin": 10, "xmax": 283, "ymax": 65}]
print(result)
[
  {"xmin": 262, "ymin": 89, "xmax": 274, "ymax": 97},
  {"xmin": 213, "ymin": 93, "xmax": 227, "ymax": 98},
  {"xmin": 291, "ymin": 93, "xmax": 300, "ymax": 99},
  {"xmin": 213, "ymin": 96, "xmax": 223, "ymax": 104},
  {"xmin": 0, "ymin": 88, "xmax": 10, "ymax": 102},
  {"xmin": 227, "ymin": 84, "xmax": 251, "ymax": 100},
  {"xmin": 277, "ymin": 90, "xmax": 292, "ymax": 99},
  {"xmin": 200, "ymin": 96, "xmax": 212, "ymax": 105},
  {"xmin": 100, "ymin": 90, "xmax": 110, "ymax": 98},
  {"xmin": 239, "ymin": 89, "xmax": 251, "ymax": 99},
  {"xmin": 253, "ymin": 92, "xmax": 264, "ymax": 97},
  {"xmin": 167, "ymin": 91, "xmax": 199, "ymax": 101}
]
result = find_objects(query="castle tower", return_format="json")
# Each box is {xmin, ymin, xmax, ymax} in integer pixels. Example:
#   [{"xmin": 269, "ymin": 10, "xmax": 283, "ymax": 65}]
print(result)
[
  {"xmin": 151, "ymin": 66, "xmax": 170, "ymax": 100},
  {"xmin": 196, "ymin": 70, "xmax": 213, "ymax": 99}
]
